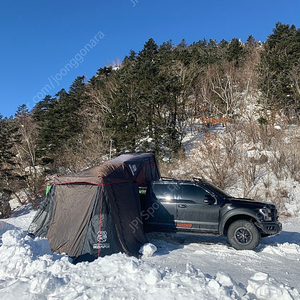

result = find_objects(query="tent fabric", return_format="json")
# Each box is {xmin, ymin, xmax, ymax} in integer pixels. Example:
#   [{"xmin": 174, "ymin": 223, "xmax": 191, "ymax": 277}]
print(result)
[
  {"xmin": 27, "ymin": 152, "xmax": 159, "ymax": 261},
  {"xmin": 46, "ymin": 184, "xmax": 97, "ymax": 257},
  {"xmin": 27, "ymin": 186, "xmax": 56, "ymax": 238},
  {"xmin": 78, "ymin": 184, "xmax": 124, "ymax": 261},
  {"xmin": 52, "ymin": 151, "xmax": 160, "ymax": 185},
  {"xmin": 109, "ymin": 151, "xmax": 160, "ymax": 185}
]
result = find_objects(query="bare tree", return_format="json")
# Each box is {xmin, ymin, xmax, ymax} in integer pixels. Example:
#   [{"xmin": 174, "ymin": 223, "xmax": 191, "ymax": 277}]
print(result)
[
  {"xmin": 13, "ymin": 111, "xmax": 46, "ymax": 207},
  {"xmin": 199, "ymin": 62, "xmax": 244, "ymax": 118}
]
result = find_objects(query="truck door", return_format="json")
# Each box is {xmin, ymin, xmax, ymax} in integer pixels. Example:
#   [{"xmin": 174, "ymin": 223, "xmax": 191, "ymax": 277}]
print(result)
[
  {"xmin": 176, "ymin": 184, "xmax": 220, "ymax": 233},
  {"xmin": 144, "ymin": 182, "xmax": 177, "ymax": 231}
]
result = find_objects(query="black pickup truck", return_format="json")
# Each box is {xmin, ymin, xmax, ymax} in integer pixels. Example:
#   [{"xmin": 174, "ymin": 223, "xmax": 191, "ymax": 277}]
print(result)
[{"xmin": 141, "ymin": 178, "xmax": 282, "ymax": 250}]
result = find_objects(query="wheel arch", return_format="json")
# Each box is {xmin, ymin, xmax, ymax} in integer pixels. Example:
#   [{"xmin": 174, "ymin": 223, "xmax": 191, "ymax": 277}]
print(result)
[{"xmin": 221, "ymin": 212, "xmax": 258, "ymax": 236}]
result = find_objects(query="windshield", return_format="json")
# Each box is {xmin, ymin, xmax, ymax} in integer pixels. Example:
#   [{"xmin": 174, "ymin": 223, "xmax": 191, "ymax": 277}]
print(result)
[{"xmin": 203, "ymin": 182, "xmax": 233, "ymax": 198}]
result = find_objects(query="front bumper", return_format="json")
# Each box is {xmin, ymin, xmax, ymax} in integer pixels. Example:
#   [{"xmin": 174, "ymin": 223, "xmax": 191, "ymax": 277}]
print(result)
[{"xmin": 256, "ymin": 221, "xmax": 282, "ymax": 236}]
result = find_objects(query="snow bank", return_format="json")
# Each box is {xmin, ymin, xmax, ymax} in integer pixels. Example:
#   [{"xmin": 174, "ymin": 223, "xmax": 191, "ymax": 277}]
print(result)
[
  {"xmin": 0, "ymin": 229, "xmax": 299, "ymax": 299},
  {"xmin": 0, "ymin": 230, "xmax": 241, "ymax": 299},
  {"xmin": 247, "ymin": 272, "xmax": 299, "ymax": 300}
]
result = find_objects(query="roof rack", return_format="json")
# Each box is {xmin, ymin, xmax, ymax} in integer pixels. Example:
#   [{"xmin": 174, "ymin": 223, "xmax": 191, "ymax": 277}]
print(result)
[
  {"xmin": 192, "ymin": 177, "xmax": 205, "ymax": 183},
  {"xmin": 160, "ymin": 177, "xmax": 178, "ymax": 181}
]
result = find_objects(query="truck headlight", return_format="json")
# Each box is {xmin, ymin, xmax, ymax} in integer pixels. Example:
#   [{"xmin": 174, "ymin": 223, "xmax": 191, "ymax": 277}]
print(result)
[{"xmin": 258, "ymin": 208, "xmax": 273, "ymax": 221}]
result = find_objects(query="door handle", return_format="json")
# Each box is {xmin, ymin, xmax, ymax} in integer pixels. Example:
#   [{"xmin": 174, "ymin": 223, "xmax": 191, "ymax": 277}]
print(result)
[{"xmin": 178, "ymin": 204, "xmax": 187, "ymax": 208}]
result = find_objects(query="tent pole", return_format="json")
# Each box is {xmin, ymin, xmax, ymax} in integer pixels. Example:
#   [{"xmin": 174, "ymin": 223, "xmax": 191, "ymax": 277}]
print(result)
[{"xmin": 109, "ymin": 139, "xmax": 113, "ymax": 160}]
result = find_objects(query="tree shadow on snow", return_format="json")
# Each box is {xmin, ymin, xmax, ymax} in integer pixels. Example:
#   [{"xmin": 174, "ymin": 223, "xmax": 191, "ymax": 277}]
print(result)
[
  {"xmin": 258, "ymin": 230, "xmax": 300, "ymax": 249},
  {"xmin": 10, "ymin": 203, "xmax": 33, "ymax": 218},
  {"xmin": 146, "ymin": 232, "xmax": 230, "ymax": 255},
  {"xmin": 147, "ymin": 230, "xmax": 300, "ymax": 256}
]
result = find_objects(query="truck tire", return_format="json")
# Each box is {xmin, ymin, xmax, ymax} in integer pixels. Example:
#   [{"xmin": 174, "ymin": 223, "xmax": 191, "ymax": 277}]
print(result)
[{"xmin": 227, "ymin": 219, "xmax": 260, "ymax": 250}]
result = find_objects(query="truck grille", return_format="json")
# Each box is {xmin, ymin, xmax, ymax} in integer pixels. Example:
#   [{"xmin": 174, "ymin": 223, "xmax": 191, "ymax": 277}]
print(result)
[{"xmin": 266, "ymin": 225, "xmax": 276, "ymax": 230}]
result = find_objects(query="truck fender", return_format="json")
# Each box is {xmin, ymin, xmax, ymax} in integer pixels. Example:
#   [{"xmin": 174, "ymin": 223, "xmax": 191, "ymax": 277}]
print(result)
[{"xmin": 219, "ymin": 209, "xmax": 260, "ymax": 235}]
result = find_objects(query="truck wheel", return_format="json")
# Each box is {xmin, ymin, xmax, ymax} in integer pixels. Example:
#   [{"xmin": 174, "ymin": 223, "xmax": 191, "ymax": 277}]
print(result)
[{"xmin": 227, "ymin": 220, "xmax": 260, "ymax": 250}]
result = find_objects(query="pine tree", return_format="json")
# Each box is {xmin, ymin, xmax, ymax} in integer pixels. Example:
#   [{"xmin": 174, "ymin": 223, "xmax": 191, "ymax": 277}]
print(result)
[
  {"xmin": 104, "ymin": 55, "xmax": 141, "ymax": 152},
  {"xmin": 135, "ymin": 38, "xmax": 161, "ymax": 151},
  {"xmin": 227, "ymin": 38, "xmax": 244, "ymax": 66},
  {"xmin": 33, "ymin": 76, "xmax": 87, "ymax": 167},
  {"xmin": 0, "ymin": 115, "xmax": 20, "ymax": 217},
  {"xmin": 259, "ymin": 22, "xmax": 300, "ymax": 118}
]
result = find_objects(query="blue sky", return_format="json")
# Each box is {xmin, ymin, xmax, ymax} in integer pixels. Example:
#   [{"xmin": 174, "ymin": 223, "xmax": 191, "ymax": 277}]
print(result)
[{"xmin": 0, "ymin": 0, "xmax": 299, "ymax": 117}]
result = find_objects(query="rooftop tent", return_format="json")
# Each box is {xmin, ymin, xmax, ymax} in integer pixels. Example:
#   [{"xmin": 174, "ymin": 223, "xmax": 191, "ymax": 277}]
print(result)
[
  {"xmin": 109, "ymin": 151, "xmax": 161, "ymax": 186},
  {"xmin": 27, "ymin": 152, "xmax": 160, "ymax": 262}
]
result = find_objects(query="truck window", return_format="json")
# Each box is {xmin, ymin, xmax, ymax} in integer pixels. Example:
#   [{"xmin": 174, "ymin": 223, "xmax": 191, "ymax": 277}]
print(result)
[
  {"xmin": 181, "ymin": 185, "xmax": 209, "ymax": 204},
  {"xmin": 153, "ymin": 184, "xmax": 173, "ymax": 201},
  {"xmin": 203, "ymin": 182, "xmax": 232, "ymax": 198}
]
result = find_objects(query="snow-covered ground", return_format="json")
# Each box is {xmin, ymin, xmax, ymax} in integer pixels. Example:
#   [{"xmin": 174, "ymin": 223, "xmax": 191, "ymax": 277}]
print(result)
[{"xmin": 0, "ymin": 205, "xmax": 299, "ymax": 300}]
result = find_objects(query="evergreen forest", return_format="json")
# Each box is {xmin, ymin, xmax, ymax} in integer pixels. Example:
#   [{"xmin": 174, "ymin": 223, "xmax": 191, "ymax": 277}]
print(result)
[{"xmin": 1, "ymin": 22, "xmax": 300, "ymax": 217}]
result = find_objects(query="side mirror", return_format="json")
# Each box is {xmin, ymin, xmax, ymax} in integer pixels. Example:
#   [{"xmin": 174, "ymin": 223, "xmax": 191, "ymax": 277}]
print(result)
[{"xmin": 204, "ymin": 195, "xmax": 215, "ymax": 205}]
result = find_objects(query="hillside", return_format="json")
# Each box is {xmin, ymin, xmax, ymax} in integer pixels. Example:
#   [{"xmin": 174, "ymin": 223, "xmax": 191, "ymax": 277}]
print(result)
[{"xmin": 1, "ymin": 22, "xmax": 300, "ymax": 218}]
